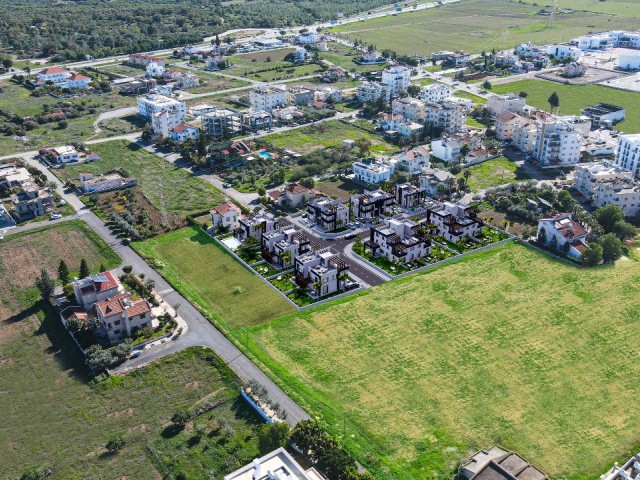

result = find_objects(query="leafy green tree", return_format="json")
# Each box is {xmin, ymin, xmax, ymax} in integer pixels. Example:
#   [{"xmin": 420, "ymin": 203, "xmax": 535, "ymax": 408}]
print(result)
[
  {"xmin": 598, "ymin": 233, "xmax": 623, "ymax": 263},
  {"xmin": 87, "ymin": 346, "xmax": 113, "ymax": 371},
  {"xmin": 99, "ymin": 263, "xmax": 106, "ymax": 273},
  {"xmin": 35, "ymin": 269, "xmax": 55, "ymax": 300},
  {"xmin": 355, "ymin": 138, "xmax": 371, "ymax": 157},
  {"xmin": 106, "ymin": 435, "xmax": 126, "ymax": 453},
  {"xmin": 582, "ymin": 243, "xmax": 603, "ymax": 266},
  {"xmin": 257, "ymin": 421, "xmax": 291, "ymax": 454},
  {"xmin": 594, "ymin": 204, "xmax": 624, "ymax": 232},
  {"xmin": 612, "ymin": 220, "xmax": 637, "ymax": 241},
  {"xmin": 113, "ymin": 340, "xmax": 133, "ymax": 360},
  {"xmin": 299, "ymin": 177, "xmax": 315, "ymax": 189},
  {"xmin": 171, "ymin": 409, "xmax": 191, "ymax": 425},
  {"xmin": 79, "ymin": 258, "xmax": 90, "ymax": 278},
  {"xmin": 548, "ymin": 91, "xmax": 560, "ymax": 110},
  {"xmin": 58, "ymin": 260, "xmax": 70, "ymax": 284},
  {"xmin": 66, "ymin": 317, "xmax": 84, "ymax": 333}
]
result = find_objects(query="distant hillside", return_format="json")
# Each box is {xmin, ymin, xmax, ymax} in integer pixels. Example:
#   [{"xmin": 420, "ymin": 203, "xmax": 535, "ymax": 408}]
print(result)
[{"xmin": 0, "ymin": 0, "xmax": 394, "ymax": 60}]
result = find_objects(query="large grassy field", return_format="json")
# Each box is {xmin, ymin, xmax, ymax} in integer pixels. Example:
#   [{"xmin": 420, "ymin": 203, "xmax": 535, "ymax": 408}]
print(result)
[
  {"xmin": 508, "ymin": 0, "xmax": 640, "ymax": 18},
  {"xmin": 132, "ymin": 227, "xmax": 294, "ymax": 332},
  {"xmin": 262, "ymin": 120, "xmax": 399, "ymax": 155},
  {"xmin": 242, "ymin": 242, "xmax": 640, "ymax": 480},
  {"xmin": 0, "ymin": 223, "xmax": 266, "ymax": 479},
  {"xmin": 329, "ymin": 0, "xmax": 640, "ymax": 56},
  {"xmin": 57, "ymin": 141, "xmax": 224, "ymax": 216},
  {"xmin": 460, "ymin": 156, "xmax": 529, "ymax": 192},
  {"xmin": 490, "ymin": 79, "xmax": 640, "ymax": 132},
  {"xmin": 318, "ymin": 42, "xmax": 386, "ymax": 74}
]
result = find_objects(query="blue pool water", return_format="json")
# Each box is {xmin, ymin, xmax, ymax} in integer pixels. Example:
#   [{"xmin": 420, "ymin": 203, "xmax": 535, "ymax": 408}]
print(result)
[{"xmin": 257, "ymin": 151, "xmax": 272, "ymax": 159}]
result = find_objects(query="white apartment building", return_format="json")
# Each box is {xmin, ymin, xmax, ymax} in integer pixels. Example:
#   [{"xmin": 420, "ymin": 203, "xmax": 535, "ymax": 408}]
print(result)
[
  {"xmin": 495, "ymin": 112, "xmax": 528, "ymax": 141},
  {"xmin": 487, "ymin": 93, "xmax": 526, "ymax": 118},
  {"xmin": 395, "ymin": 182, "xmax": 426, "ymax": 209},
  {"xmin": 137, "ymin": 94, "xmax": 187, "ymax": 134},
  {"xmin": 249, "ymin": 84, "xmax": 288, "ymax": 113},
  {"xmin": 618, "ymin": 52, "xmax": 640, "ymax": 71},
  {"xmin": 548, "ymin": 44, "xmax": 582, "ymax": 60},
  {"xmin": 591, "ymin": 179, "xmax": 640, "ymax": 217},
  {"xmin": 533, "ymin": 122, "xmax": 582, "ymax": 167},
  {"xmin": 368, "ymin": 218, "xmax": 431, "ymax": 264},
  {"xmin": 352, "ymin": 158, "xmax": 395, "ymax": 184},
  {"xmin": 381, "ymin": 65, "xmax": 411, "ymax": 98},
  {"xmin": 314, "ymin": 86, "xmax": 343, "ymax": 103},
  {"xmin": 513, "ymin": 121, "xmax": 538, "ymax": 154},
  {"xmin": 573, "ymin": 32, "xmax": 617, "ymax": 50},
  {"xmin": 420, "ymin": 83, "xmax": 452, "ymax": 104},
  {"xmin": 210, "ymin": 201, "xmax": 241, "ymax": 231},
  {"xmin": 224, "ymin": 448, "xmax": 323, "ymax": 480},
  {"xmin": 615, "ymin": 134, "xmax": 640, "ymax": 177},
  {"xmin": 357, "ymin": 81, "xmax": 387, "ymax": 103},
  {"xmin": 424, "ymin": 101, "xmax": 466, "ymax": 134},
  {"xmin": 392, "ymin": 97, "xmax": 426, "ymax": 121},
  {"xmin": 574, "ymin": 161, "xmax": 633, "ymax": 197}
]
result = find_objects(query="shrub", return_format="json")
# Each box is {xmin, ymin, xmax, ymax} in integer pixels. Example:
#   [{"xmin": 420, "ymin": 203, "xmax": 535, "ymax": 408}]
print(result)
[
  {"xmin": 106, "ymin": 435, "xmax": 126, "ymax": 453},
  {"xmin": 122, "ymin": 265, "xmax": 133, "ymax": 274}
]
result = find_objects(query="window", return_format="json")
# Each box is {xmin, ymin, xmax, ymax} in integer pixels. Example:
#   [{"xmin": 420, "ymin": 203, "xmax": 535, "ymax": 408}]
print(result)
[
  {"xmin": 114, "ymin": 329, "xmax": 120, "ymax": 335},
  {"xmin": 141, "ymin": 322, "xmax": 148, "ymax": 328},
  {"xmin": 114, "ymin": 320, "xmax": 121, "ymax": 326}
]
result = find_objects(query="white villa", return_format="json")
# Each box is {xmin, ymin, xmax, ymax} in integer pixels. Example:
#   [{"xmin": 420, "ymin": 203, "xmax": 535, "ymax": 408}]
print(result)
[
  {"xmin": 306, "ymin": 197, "xmax": 349, "ymax": 231},
  {"xmin": 294, "ymin": 248, "xmax": 349, "ymax": 297},
  {"xmin": 368, "ymin": 218, "xmax": 431, "ymax": 265},
  {"xmin": 537, "ymin": 213, "xmax": 589, "ymax": 259},
  {"xmin": 211, "ymin": 201, "xmax": 241, "ymax": 232},
  {"xmin": 260, "ymin": 225, "xmax": 311, "ymax": 267},
  {"xmin": 352, "ymin": 158, "xmax": 395, "ymax": 184},
  {"xmin": 350, "ymin": 189, "xmax": 395, "ymax": 219},
  {"xmin": 428, "ymin": 202, "xmax": 483, "ymax": 242}
]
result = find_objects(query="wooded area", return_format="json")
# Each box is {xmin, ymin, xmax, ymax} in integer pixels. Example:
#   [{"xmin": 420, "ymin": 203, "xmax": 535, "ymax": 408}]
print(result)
[{"xmin": 0, "ymin": 0, "xmax": 393, "ymax": 60}]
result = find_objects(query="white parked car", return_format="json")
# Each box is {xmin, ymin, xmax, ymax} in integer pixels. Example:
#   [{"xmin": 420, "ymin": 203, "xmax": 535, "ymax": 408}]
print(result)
[{"xmin": 50, "ymin": 214, "xmax": 62, "ymax": 220}]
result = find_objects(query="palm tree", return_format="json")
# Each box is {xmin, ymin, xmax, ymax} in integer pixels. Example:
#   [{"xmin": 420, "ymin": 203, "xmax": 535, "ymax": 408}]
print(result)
[
  {"xmin": 312, "ymin": 280, "xmax": 322, "ymax": 295},
  {"xmin": 280, "ymin": 250, "xmax": 292, "ymax": 267},
  {"xmin": 462, "ymin": 169, "xmax": 471, "ymax": 191}
]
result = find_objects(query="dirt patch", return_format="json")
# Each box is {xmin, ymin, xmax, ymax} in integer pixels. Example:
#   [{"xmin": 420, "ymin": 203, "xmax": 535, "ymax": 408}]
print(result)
[
  {"xmin": 184, "ymin": 381, "xmax": 200, "ymax": 389},
  {"xmin": 127, "ymin": 423, "xmax": 149, "ymax": 433},
  {"xmin": 479, "ymin": 210, "xmax": 532, "ymax": 237},
  {"xmin": 106, "ymin": 407, "xmax": 136, "ymax": 418}
]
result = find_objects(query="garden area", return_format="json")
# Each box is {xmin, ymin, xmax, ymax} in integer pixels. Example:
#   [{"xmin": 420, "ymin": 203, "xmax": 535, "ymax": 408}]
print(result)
[
  {"xmin": 457, "ymin": 156, "xmax": 529, "ymax": 192},
  {"xmin": 57, "ymin": 141, "xmax": 224, "ymax": 216},
  {"xmin": 245, "ymin": 241, "xmax": 640, "ymax": 480}
]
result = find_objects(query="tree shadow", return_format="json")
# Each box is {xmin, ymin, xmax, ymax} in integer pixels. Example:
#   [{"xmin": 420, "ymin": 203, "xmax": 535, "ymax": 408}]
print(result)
[
  {"xmin": 161, "ymin": 423, "xmax": 185, "ymax": 438},
  {"xmin": 230, "ymin": 395, "xmax": 264, "ymax": 425},
  {"xmin": 186, "ymin": 435, "xmax": 201, "ymax": 448},
  {"xmin": 3, "ymin": 302, "xmax": 41, "ymax": 324}
]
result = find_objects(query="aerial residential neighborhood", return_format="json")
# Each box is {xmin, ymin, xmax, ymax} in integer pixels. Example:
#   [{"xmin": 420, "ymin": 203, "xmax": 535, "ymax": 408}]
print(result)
[{"xmin": 3, "ymin": 0, "xmax": 640, "ymax": 479}]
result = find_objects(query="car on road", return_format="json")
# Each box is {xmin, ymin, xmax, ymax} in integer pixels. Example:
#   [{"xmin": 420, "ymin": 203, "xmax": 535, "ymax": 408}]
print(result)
[
  {"xmin": 130, "ymin": 350, "xmax": 142, "ymax": 359},
  {"xmin": 222, "ymin": 183, "xmax": 231, "ymax": 188},
  {"xmin": 344, "ymin": 233, "xmax": 357, "ymax": 240},
  {"xmin": 49, "ymin": 214, "xmax": 62, "ymax": 220}
]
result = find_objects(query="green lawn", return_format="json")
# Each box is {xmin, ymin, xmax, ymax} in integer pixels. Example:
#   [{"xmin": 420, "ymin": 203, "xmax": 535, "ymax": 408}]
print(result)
[
  {"xmin": 57, "ymin": 141, "xmax": 224, "ymax": 216},
  {"xmin": 459, "ymin": 156, "xmax": 529, "ymax": 192},
  {"xmin": 173, "ymin": 69, "xmax": 251, "ymax": 94},
  {"xmin": 453, "ymin": 90, "xmax": 487, "ymax": 104},
  {"xmin": 244, "ymin": 242, "xmax": 640, "ymax": 480},
  {"xmin": 132, "ymin": 227, "xmax": 294, "ymax": 332},
  {"xmin": 329, "ymin": 0, "xmax": 640, "ymax": 56},
  {"xmin": 491, "ymin": 79, "xmax": 640, "ymax": 132},
  {"xmin": 261, "ymin": 120, "xmax": 398, "ymax": 155},
  {"xmin": 226, "ymin": 48, "xmax": 322, "ymax": 81}
]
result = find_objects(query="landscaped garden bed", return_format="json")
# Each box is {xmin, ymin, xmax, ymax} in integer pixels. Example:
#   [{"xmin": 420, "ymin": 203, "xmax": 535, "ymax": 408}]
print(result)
[{"xmin": 269, "ymin": 273, "xmax": 296, "ymax": 292}]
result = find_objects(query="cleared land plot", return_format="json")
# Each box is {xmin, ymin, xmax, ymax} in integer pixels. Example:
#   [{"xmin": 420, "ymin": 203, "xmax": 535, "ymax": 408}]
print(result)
[
  {"xmin": 57, "ymin": 141, "xmax": 224, "ymax": 216},
  {"xmin": 314, "ymin": 178, "xmax": 365, "ymax": 201},
  {"xmin": 169, "ymin": 68, "xmax": 251, "ymax": 94},
  {"xmin": 490, "ymin": 79, "xmax": 640, "ymax": 132},
  {"xmin": 261, "ymin": 120, "xmax": 398, "ymax": 155},
  {"xmin": 246, "ymin": 242, "xmax": 640, "ymax": 480},
  {"xmin": 226, "ymin": 48, "xmax": 322, "ymax": 81},
  {"xmin": 460, "ymin": 156, "xmax": 529, "ymax": 192},
  {"xmin": 453, "ymin": 90, "xmax": 487, "ymax": 104},
  {"xmin": 0, "ymin": 220, "xmax": 121, "ymax": 319},
  {"xmin": 329, "ymin": 0, "xmax": 640, "ymax": 56},
  {"xmin": 133, "ymin": 227, "xmax": 294, "ymax": 331}
]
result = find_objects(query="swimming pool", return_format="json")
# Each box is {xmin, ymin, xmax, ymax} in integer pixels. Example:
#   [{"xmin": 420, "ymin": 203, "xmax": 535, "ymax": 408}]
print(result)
[{"xmin": 257, "ymin": 151, "xmax": 272, "ymax": 160}]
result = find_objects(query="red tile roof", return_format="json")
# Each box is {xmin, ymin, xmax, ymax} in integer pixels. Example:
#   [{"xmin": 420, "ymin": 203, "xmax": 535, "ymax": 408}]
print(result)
[
  {"xmin": 284, "ymin": 183, "xmax": 311, "ymax": 195},
  {"xmin": 211, "ymin": 201, "xmax": 240, "ymax": 215},
  {"xmin": 40, "ymin": 67, "xmax": 69, "ymax": 75},
  {"xmin": 69, "ymin": 74, "xmax": 91, "ymax": 81},
  {"xmin": 95, "ymin": 271, "xmax": 119, "ymax": 293},
  {"xmin": 403, "ymin": 146, "xmax": 430, "ymax": 160}
]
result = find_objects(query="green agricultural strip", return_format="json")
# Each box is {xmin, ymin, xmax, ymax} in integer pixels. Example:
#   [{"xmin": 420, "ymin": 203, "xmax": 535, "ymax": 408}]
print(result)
[
  {"xmin": 133, "ymin": 227, "xmax": 294, "ymax": 331},
  {"xmin": 491, "ymin": 79, "xmax": 640, "ymax": 132},
  {"xmin": 329, "ymin": 0, "xmax": 640, "ymax": 56},
  {"xmin": 58, "ymin": 141, "xmax": 224, "ymax": 216},
  {"xmin": 242, "ymin": 243, "xmax": 640, "ymax": 480}
]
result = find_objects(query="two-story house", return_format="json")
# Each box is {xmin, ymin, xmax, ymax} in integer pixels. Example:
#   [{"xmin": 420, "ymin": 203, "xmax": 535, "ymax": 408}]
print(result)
[
  {"xmin": 235, "ymin": 210, "xmax": 277, "ymax": 241},
  {"xmin": 72, "ymin": 271, "xmax": 123, "ymax": 310},
  {"xmin": 95, "ymin": 293, "xmax": 153, "ymax": 343},
  {"xmin": 428, "ymin": 202, "xmax": 483, "ymax": 242},
  {"xmin": 395, "ymin": 183, "xmax": 427, "ymax": 209},
  {"xmin": 306, "ymin": 198, "xmax": 349, "ymax": 231},
  {"xmin": 350, "ymin": 190, "xmax": 395, "ymax": 219},
  {"xmin": 211, "ymin": 201, "xmax": 241, "ymax": 232},
  {"xmin": 368, "ymin": 218, "xmax": 431, "ymax": 264},
  {"xmin": 294, "ymin": 248, "xmax": 349, "ymax": 297},
  {"xmin": 261, "ymin": 226, "xmax": 310, "ymax": 266}
]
